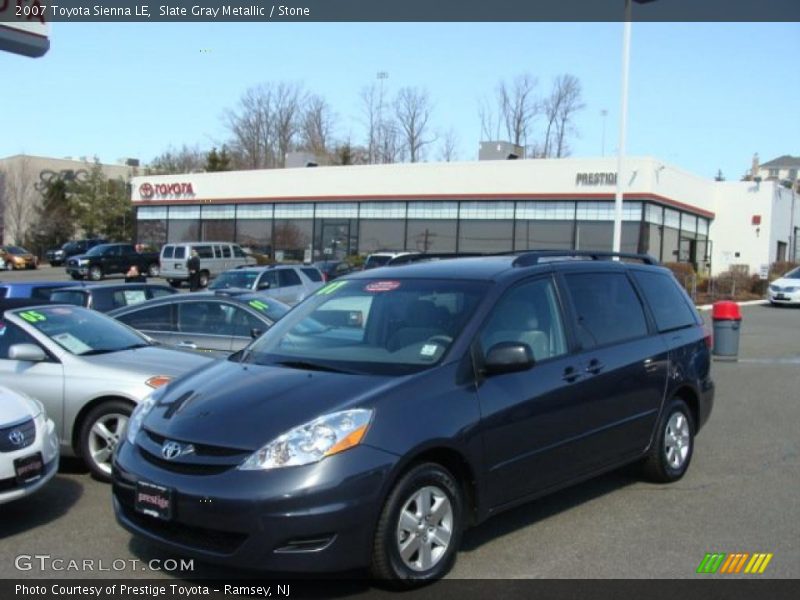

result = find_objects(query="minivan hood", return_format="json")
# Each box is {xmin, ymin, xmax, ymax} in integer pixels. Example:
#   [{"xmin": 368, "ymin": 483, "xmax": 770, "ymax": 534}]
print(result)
[
  {"xmin": 143, "ymin": 359, "xmax": 398, "ymax": 450},
  {"xmin": 78, "ymin": 345, "xmax": 213, "ymax": 379}
]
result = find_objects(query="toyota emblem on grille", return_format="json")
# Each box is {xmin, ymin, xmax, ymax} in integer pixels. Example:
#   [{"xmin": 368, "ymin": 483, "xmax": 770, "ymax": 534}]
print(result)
[
  {"xmin": 161, "ymin": 440, "xmax": 194, "ymax": 460},
  {"xmin": 8, "ymin": 429, "xmax": 25, "ymax": 446}
]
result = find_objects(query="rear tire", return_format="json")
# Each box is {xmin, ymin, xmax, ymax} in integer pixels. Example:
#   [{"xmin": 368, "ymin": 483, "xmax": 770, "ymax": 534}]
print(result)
[
  {"xmin": 371, "ymin": 463, "xmax": 463, "ymax": 585},
  {"xmin": 641, "ymin": 398, "xmax": 695, "ymax": 483},
  {"xmin": 78, "ymin": 400, "xmax": 133, "ymax": 482}
]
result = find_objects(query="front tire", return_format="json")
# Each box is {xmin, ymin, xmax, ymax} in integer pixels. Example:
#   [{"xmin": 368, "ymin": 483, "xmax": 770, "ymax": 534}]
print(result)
[
  {"xmin": 371, "ymin": 463, "xmax": 463, "ymax": 584},
  {"xmin": 78, "ymin": 400, "xmax": 132, "ymax": 482},
  {"xmin": 88, "ymin": 265, "xmax": 103, "ymax": 281},
  {"xmin": 641, "ymin": 398, "xmax": 695, "ymax": 483}
]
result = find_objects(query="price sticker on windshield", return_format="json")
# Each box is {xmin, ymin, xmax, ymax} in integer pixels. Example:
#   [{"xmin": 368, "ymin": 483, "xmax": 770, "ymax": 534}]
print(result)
[{"xmin": 364, "ymin": 281, "xmax": 401, "ymax": 293}]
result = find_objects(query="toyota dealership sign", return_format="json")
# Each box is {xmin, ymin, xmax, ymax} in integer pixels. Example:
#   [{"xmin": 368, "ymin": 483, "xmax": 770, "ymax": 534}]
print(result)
[
  {"xmin": 139, "ymin": 182, "xmax": 196, "ymax": 200},
  {"xmin": 0, "ymin": 1, "xmax": 50, "ymax": 57}
]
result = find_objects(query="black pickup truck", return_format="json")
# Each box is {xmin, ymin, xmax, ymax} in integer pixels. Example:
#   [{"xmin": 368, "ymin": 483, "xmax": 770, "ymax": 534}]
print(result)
[{"xmin": 65, "ymin": 243, "xmax": 161, "ymax": 281}]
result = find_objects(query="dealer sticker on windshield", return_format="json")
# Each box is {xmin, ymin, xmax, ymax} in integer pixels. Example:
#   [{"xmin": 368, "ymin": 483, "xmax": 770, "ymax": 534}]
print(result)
[
  {"xmin": 420, "ymin": 344, "xmax": 439, "ymax": 357},
  {"xmin": 364, "ymin": 280, "xmax": 401, "ymax": 292}
]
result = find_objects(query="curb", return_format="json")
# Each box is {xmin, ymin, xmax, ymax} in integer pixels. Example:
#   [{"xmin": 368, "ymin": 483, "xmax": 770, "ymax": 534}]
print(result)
[{"xmin": 696, "ymin": 299, "xmax": 768, "ymax": 311}]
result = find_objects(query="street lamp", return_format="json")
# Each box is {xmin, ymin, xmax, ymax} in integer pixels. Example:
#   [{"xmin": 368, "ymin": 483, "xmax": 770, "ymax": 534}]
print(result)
[{"xmin": 613, "ymin": 0, "xmax": 657, "ymax": 254}]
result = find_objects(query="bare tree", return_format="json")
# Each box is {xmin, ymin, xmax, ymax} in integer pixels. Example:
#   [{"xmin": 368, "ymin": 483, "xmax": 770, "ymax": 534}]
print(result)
[
  {"xmin": 394, "ymin": 86, "xmax": 435, "ymax": 163},
  {"xmin": 478, "ymin": 97, "xmax": 501, "ymax": 142},
  {"xmin": 438, "ymin": 128, "xmax": 459, "ymax": 162},
  {"xmin": 541, "ymin": 75, "xmax": 586, "ymax": 158},
  {"xmin": 553, "ymin": 74, "xmax": 585, "ymax": 157},
  {"xmin": 1, "ymin": 157, "xmax": 37, "ymax": 244},
  {"xmin": 360, "ymin": 84, "xmax": 380, "ymax": 164},
  {"xmin": 300, "ymin": 94, "xmax": 335, "ymax": 157},
  {"xmin": 498, "ymin": 73, "xmax": 538, "ymax": 148},
  {"xmin": 147, "ymin": 145, "xmax": 206, "ymax": 174},
  {"xmin": 224, "ymin": 82, "xmax": 305, "ymax": 169}
]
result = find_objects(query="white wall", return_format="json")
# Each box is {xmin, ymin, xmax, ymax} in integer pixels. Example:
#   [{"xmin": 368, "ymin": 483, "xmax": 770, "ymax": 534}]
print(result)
[{"xmin": 709, "ymin": 181, "xmax": 800, "ymax": 275}]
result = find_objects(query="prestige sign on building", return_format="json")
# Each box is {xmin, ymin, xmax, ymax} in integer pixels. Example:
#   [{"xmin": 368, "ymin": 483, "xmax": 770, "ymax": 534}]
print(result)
[{"xmin": 0, "ymin": 0, "xmax": 50, "ymax": 57}]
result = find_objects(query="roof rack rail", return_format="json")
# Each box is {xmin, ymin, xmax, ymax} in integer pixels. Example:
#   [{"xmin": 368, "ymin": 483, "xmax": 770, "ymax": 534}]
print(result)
[
  {"xmin": 511, "ymin": 250, "xmax": 658, "ymax": 267},
  {"xmin": 386, "ymin": 252, "xmax": 486, "ymax": 266}
]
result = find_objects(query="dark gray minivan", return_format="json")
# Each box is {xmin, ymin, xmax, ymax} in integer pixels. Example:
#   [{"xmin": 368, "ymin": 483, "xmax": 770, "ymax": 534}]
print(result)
[{"xmin": 113, "ymin": 251, "xmax": 713, "ymax": 583}]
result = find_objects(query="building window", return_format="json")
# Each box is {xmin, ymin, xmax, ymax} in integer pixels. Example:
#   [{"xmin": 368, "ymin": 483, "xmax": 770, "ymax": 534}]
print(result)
[
  {"xmin": 459, "ymin": 201, "xmax": 515, "ymax": 220},
  {"xmin": 273, "ymin": 219, "xmax": 312, "ymax": 262},
  {"xmin": 236, "ymin": 205, "xmax": 272, "ymax": 254},
  {"xmin": 166, "ymin": 205, "xmax": 200, "ymax": 243},
  {"xmin": 314, "ymin": 203, "xmax": 359, "ymax": 219},
  {"xmin": 516, "ymin": 201, "xmax": 575, "ymax": 220},
  {"xmin": 514, "ymin": 220, "xmax": 574, "ymax": 250},
  {"xmin": 274, "ymin": 203, "xmax": 314, "ymax": 219},
  {"xmin": 359, "ymin": 202, "xmax": 407, "ymax": 219},
  {"xmin": 201, "ymin": 205, "xmax": 235, "ymax": 242},
  {"xmin": 137, "ymin": 206, "xmax": 168, "ymax": 248},
  {"xmin": 407, "ymin": 202, "xmax": 458, "ymax": 219},
  {"xmin": 358, "ymin": 220, "xmax": 405, "ymax": 254},
  {"xmin": 458, "ymin": 220, "xmax": 514, "ymax": 253},
  {"xmin": 406, "ymin": 220, "xmax": 457, "ymax": 252}
]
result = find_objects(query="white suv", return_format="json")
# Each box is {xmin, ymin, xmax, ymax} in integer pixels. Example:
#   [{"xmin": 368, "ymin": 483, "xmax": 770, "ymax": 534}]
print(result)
[{"xmin": 363, "ymin": 252, "xmax": 418, "ymax": 270}]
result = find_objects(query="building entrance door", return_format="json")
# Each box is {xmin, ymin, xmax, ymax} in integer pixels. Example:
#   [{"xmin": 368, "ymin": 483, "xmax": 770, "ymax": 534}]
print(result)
[{"xmin": 320, "ymin": 221, "xmax": 350, "ymax": 260}]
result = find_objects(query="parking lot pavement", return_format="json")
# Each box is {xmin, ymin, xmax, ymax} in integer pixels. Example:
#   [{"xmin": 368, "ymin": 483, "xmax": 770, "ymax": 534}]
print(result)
[
  {"xmin": 0, "ymin": 304, "xmax": 797, "ymax": 580},
  {"xmin": 0, "ymin": 265, "xmax": 171, "ymax": 286}
]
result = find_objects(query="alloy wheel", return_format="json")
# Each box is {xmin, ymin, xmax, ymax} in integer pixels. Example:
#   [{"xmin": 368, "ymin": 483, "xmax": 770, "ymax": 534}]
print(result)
[{"xmin": 396, "ymin": 485, "xmax": 454, "ymax": 572}]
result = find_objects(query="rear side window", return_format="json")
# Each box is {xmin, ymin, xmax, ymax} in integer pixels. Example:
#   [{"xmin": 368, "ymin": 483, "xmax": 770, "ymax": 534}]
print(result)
[
  {"xmin": 162, "ymin": 246, "xmax": 174, "ymax": 259},
  {"xmin": 232, "ymin": 245, "xmax": 246, "ymax": 258},
  {"xmin": 279, "ymin": 269, "xmax": 302, "ymax": 287},
  {"xmin": 50, "ymin": 290, "xmax": 88, "ymax": 307},
  {"xmin": 117, "ymin": 304, "xmax": 174, "ymax": 332},
  {"xmin": 195, "ymin": 245, "xmax": 214, "ymax": 259},
  {"xmin": 301, "ymin": 267, "xmax": 323, "ymax": 282},
  {"xmin": 633, "ymin": 271, "xmax": 698, "ymax": 332},
  {"xmin": 564, "ymin": 272, "xmax": 648, "ymax": 348},
  {"xmin": 221, "ymin": 245, "xmax": 232, "ymax": 258}
]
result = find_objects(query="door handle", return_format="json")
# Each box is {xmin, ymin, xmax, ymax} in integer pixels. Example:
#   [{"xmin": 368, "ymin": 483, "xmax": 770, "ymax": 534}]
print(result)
[
  {"xmin": 562, "ymin": 366, "xmax": 582, "ymax": 383},
  {"xmin": 586, "ymin": 359, "xmax": 605, "ymax": 375},
  {"xmin": 177, "ymin": 341, "xmax": 198, "ymax": 349}
]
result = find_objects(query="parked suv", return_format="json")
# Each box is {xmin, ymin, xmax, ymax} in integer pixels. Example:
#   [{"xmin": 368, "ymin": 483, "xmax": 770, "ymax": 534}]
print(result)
[
  {"xmin": 113, "ymin": 251, "xmax": 713, "ymax": 582},
  {"xmin": 159, "ymin": 242, "xmax": 255, "ymax": 288},
  {"xmin": 209, "ymin": 265, "xmax": 324, "ymax": 305},
  {"xmin": 46, "ymin": 238, "xmax": 107, "ymax": 267}
]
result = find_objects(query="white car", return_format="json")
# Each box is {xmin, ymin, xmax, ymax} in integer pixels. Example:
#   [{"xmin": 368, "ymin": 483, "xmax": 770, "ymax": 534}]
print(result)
[
  {"xmin": 768, "ymin": 266, "xmax": 800, "ymax": 305},
  {"xmin": 0, "ymin": 385, "xmax": 59, "ymax": 504}
]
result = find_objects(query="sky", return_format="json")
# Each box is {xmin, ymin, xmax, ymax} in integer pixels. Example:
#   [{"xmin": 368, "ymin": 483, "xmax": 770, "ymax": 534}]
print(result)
[{"xmin": 1, "ymin": 21, "xmax": 798, "ymax": 181}]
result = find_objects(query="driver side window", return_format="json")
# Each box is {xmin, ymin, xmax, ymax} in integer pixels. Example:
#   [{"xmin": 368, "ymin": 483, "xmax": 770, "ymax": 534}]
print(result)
[{"xmin": 480, "ymin": 278, "xmax": 568, "ymax": 363}]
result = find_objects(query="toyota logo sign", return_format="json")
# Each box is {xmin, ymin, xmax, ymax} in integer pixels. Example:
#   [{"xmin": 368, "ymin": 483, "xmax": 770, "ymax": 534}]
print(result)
[
  {"xmin": 161, "ymin": 441, "xmax": 183, "ymax": 460},
  {"xmin": 161, "ymin": 440, "xmax": 194, "ymax": 460},
  {"xmin": 8, "ymin": 429, "xmax": 25, "ymax": 446},
  {"xmin": 139, "ymin": 183, "xmax": 155, "ymax": 198}
]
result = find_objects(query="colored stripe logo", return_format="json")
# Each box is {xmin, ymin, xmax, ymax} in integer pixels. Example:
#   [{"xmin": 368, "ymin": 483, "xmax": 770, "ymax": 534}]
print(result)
[{"xmin": 697, "ymin": 552, "xmax": 773, "ymax": 574}]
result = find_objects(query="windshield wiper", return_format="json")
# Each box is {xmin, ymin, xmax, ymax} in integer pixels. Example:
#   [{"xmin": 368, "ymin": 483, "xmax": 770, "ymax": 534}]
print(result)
[
  {"xmin": 80, "ymin": 342, "xmax": 150, "ymax": 356},
  {"xmin": 274, "ymin": 360, "xmax": 352, "ymax": 374}
]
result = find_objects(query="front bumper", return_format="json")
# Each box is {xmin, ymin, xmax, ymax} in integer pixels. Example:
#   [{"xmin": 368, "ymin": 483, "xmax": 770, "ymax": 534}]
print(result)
[
  {"xmin": 112, "ymin": 440, "xmax": 398, "ymax": 572},
  {"xmin": 0, "ymin": 418, "xmax": 60, "ymax": 505},
  {"xmin": 768, "ymin": 289, "xmax": 800, "ymax": 305},
  {"xmin": 66, "ymin": 265, "xmax": 89, "ymax": 276}
]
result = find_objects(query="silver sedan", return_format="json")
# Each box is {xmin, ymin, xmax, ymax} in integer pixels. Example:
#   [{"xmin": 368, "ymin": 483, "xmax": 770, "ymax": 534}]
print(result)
[{"xmin": 0, "ymin": 304, "xmax": 212, "ymax": 480}]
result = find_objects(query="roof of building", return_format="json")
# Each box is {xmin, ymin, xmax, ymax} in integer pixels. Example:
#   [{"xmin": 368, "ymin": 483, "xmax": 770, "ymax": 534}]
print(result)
[{"xmin": 760, "ymin": 155, "xmax": 800, "ymax": 169}]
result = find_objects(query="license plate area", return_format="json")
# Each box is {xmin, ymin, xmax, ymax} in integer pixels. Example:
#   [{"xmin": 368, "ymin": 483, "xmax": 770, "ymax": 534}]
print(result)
[
  {"xmin": 14, "ymin": 453, "xmax": 43, "ymax": 484},
  {"xmin": 775, "ymin": 294, "xmax": 787, "ymax": 300},
  {"xmin": 135, "ymin": 481, "xmax": 173, "ymax": 520}
]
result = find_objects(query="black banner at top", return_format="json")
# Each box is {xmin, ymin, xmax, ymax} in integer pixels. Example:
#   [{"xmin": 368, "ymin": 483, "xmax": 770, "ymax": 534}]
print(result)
[{"xmin": 1, "ymin": 0, "xmax": 800, "ymax": 23}]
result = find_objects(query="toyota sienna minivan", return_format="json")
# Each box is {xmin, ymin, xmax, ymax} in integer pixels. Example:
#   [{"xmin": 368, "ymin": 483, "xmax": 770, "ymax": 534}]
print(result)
[{"xmin": 113, "ymin": 251, "xmax": 714, "ymax": 583}]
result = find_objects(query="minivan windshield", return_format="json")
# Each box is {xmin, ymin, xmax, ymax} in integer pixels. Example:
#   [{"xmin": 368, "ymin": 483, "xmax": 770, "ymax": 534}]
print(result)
[{"xmin": 242, "ymin": 278, "xmax": 487, "ymax": 375}]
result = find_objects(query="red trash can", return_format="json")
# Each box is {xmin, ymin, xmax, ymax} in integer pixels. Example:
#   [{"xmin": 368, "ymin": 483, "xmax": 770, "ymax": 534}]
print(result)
[{"xmin": 711, "ymin": 301, "xmax": 742, "ymax": 361}]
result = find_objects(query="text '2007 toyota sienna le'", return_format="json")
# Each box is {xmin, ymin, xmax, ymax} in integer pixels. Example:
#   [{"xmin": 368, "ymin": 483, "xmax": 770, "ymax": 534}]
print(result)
[{"xmin": 113, "ymin": 251, "xmax": 714, "ymax": 583}]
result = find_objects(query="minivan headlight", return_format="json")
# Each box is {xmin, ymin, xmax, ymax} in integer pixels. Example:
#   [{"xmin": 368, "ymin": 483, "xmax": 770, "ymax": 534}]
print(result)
[
  {"xmin": 238, "ymin": 409, "xmax": 372, "ymax": 471},
  {"xmin": 125, "ymin": 386, "xmax": 167, "ymax": 444}
]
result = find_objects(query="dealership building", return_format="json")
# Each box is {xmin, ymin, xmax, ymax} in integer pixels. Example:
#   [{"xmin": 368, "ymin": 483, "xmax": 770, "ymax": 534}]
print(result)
[{"xmin": 131, "ymin": 156, "xmax": 799, "ymax": 275}]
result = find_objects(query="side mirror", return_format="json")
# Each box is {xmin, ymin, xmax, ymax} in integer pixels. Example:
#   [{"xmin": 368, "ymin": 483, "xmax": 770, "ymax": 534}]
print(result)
[
  {"xmin": 257, "ymin": 281, "xmax": 271, "ymax": 290},
  {"xmin": 484, "ymin": 342, "xmax": 534, "ymax": 375},
  {"xmin": 250, "ymin": 328, "xmax": 263, "ymax": 339},
  {"xmin": 8, "ymin": 343, "xmax": 47, "ymax": 362}
]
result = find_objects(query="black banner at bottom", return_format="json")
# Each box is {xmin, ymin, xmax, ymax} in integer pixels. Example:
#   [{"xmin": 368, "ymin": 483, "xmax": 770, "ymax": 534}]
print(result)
[{"xmin": 2, "ymin": 579, "xmax": 798, "ymax": 600}]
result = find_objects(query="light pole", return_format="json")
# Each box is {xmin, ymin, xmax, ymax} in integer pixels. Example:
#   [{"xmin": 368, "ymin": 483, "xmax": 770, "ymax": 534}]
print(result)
[{"xmin": 613, "ymin": 0, "xmax": 656, "ymax": 254}]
